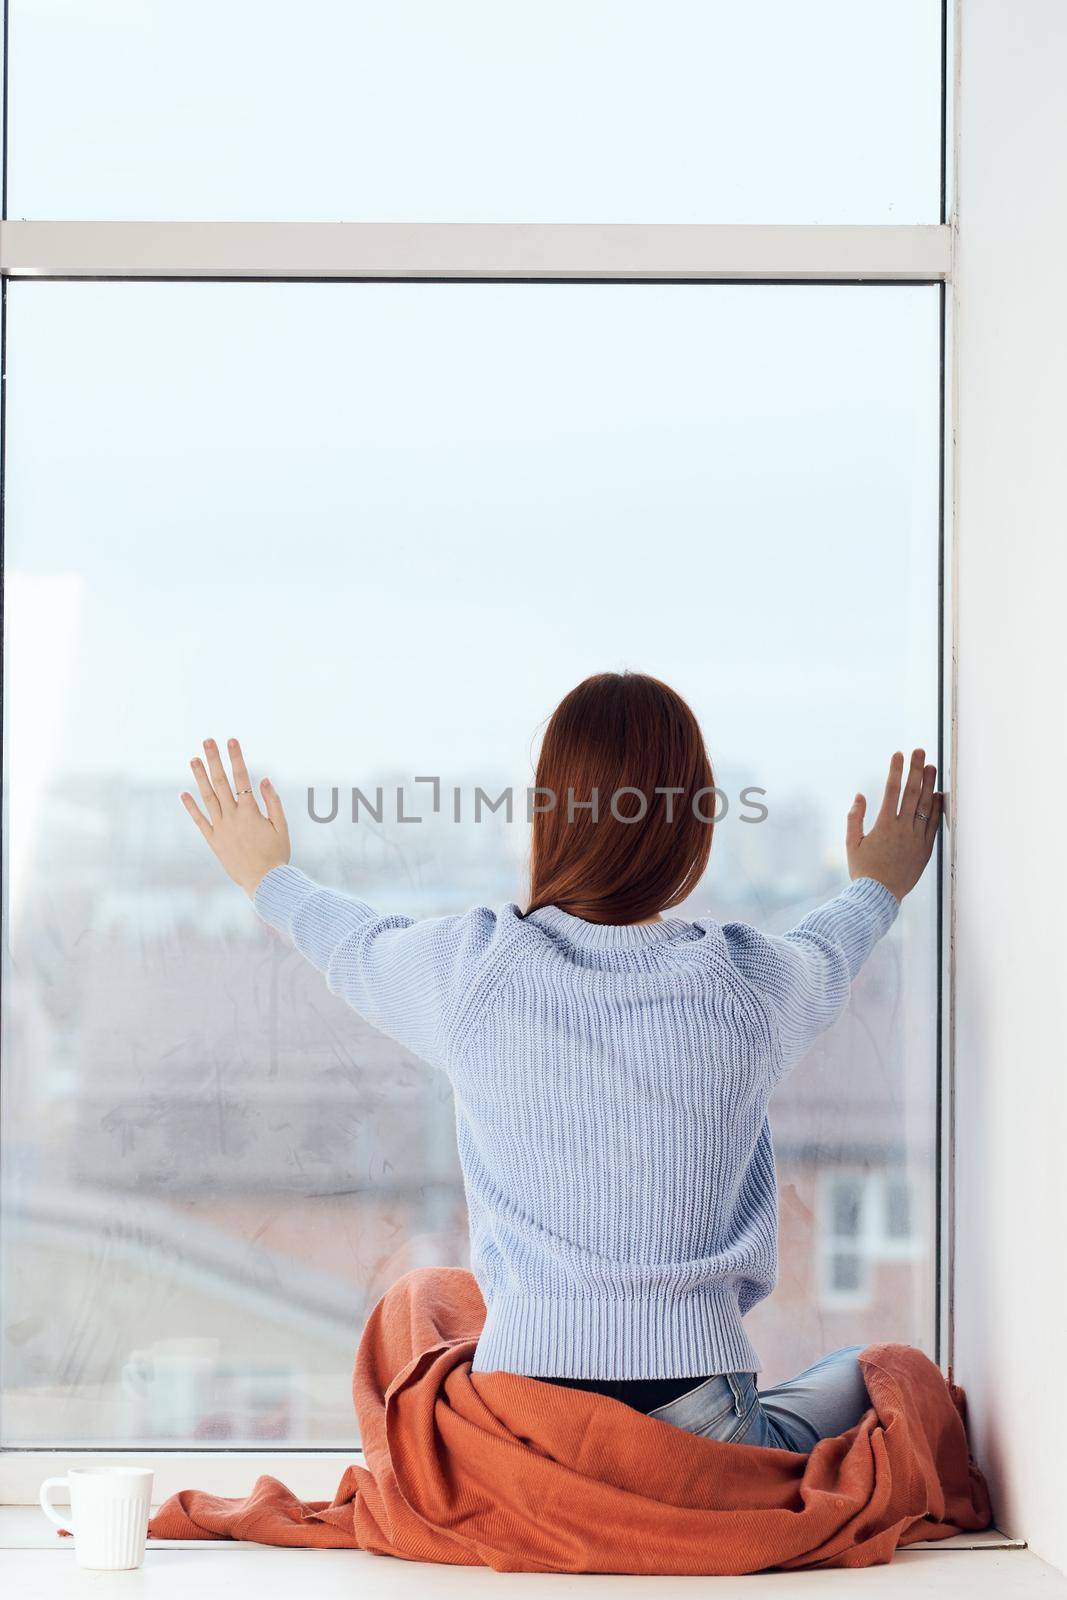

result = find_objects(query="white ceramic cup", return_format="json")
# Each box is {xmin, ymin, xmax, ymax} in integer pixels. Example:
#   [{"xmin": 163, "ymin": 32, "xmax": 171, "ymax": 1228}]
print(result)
[{"xmin": 40, "ymin": 1466, "xmax": 154, "ymax": 1570}]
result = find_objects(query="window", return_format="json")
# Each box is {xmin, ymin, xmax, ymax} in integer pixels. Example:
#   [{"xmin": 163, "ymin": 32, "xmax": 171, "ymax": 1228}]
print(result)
[
  {"xmin": 9, "ymin": 1, "xmax": 942, "ymax": 223},
  {"xmin": 0, "ymin": 4, "xmax": 950, "ymax": 1463},
  {"xmin": 817, "ymin": 1170, "xmax": 925, "ymax": 1311}
]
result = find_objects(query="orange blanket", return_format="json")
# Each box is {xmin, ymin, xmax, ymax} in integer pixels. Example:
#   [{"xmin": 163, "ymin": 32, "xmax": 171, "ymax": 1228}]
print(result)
[{"xmin": 148, "ymin": 1267, "xmax": 991, "ymax": 1574}]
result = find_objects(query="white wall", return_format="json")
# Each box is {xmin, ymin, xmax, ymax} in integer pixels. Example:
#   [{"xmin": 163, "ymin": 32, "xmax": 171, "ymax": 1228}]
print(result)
[{"xmin": 953, "ymin": 0, "xmax": 1067, "ymax": 1574}]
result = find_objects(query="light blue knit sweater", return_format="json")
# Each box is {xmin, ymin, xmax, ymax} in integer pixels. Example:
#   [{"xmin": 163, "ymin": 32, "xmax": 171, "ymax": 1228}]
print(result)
[{"xmin": 254, "ymin": 866, "xmax": 899, "ymax": 1379}]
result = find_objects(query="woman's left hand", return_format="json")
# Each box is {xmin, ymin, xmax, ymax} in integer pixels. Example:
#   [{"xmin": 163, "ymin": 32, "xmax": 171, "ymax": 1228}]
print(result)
[{"xmin": 180, "ymin": 737, "xmax": 291, "ymax": 897}]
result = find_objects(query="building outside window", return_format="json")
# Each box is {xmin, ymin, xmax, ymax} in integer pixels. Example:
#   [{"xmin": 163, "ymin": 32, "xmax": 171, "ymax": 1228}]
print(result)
[{"xmin": 817, "ymin": 1169, "xmax": 925, "ymax": 1312}]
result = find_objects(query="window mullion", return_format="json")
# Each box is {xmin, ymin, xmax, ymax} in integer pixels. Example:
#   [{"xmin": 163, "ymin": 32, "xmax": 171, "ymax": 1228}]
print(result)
[{"xmin": 0, "ymin": 220, "xmax": 952, "ymax": 283}]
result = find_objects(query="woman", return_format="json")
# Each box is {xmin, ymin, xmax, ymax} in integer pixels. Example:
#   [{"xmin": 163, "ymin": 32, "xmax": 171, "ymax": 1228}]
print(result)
[{"xmin": 180, "ymin": 672, "xmax": 942, "ymax": 1451}]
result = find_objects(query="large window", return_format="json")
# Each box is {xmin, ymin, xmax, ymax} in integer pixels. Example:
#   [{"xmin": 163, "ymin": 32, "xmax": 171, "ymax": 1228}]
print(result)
[
  {"xmin": 0, "ymin": 1, "xmax": 949, "ymax": 1466},
  {"xmin": 1, "ymin": 280, "xmax": 940, "ymax": 1445}
]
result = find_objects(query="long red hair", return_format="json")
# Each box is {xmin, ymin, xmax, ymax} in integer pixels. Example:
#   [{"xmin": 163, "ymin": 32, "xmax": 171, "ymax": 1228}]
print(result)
[{"xmin": 526, "ymin": 672, "xmax": 714, "ymax": 925}]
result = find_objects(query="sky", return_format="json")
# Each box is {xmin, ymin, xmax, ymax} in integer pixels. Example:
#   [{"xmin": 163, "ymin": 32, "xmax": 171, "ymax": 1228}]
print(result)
[
  {"xmin": 6, "ymin": 1, "xmax": 941, "ymax": 224},
  {"xmin": 3, "ymin": 281, "xmax": 940, "ymax": 836}
]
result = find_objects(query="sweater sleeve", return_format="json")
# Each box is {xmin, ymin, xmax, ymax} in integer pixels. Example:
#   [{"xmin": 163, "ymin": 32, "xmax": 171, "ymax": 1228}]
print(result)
[
  {"xmin": 253, "ymin": 864, "xmax": 510, "ymax": 1068},
  {"xmin": 721, "ymin": 876, "xmax": 900, "ymax": 1081}
]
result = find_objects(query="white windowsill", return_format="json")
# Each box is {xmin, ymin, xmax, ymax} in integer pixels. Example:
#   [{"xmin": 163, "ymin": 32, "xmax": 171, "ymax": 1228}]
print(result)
[{"xmin": 2, "ymin": 1509, "xmax": 1052, "ymax": 1599}]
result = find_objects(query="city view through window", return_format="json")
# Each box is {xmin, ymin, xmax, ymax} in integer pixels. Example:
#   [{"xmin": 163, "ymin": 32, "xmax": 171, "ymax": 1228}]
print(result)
[{"xmin": 1, "ymin": 281, "xmax": 939, "ymax": 1444}]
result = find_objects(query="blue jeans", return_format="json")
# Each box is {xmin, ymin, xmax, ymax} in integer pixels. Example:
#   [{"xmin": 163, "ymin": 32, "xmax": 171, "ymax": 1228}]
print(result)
[{"xmin": 647, "ymin": 1344, "xmax": 870, "ymax": 1451}]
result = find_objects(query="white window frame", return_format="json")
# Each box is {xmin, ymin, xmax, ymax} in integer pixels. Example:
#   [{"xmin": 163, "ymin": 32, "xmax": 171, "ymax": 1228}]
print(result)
[
  {"xmin": 0, "ymin": 219, "xmax": 950, "ymax": 282},
  {"xmin": 0, "ymin": 23, "xmax": 959, "ymax": 1509}
]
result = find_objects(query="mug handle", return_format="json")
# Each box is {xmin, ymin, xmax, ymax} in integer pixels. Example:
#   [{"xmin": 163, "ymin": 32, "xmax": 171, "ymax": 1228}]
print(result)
[{"xmin": 39, "ymin": 1476, "xmax": 71, "ymax": 1530}]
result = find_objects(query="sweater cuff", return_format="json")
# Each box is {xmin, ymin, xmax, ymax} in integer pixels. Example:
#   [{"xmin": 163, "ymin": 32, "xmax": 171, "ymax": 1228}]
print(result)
[
  {"xmin": 845, "ymin": 875, "xmax": 901, "ymax": 933},
  {"xmin": 253, "ymin": 863, "xmax": 321, "ymax": 938}
]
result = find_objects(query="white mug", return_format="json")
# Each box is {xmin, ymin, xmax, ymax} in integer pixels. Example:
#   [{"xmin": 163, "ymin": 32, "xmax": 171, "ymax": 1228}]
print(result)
[{"xmin": 40, "ymin": 1466, "xmax": 154, "ymax": 1570}]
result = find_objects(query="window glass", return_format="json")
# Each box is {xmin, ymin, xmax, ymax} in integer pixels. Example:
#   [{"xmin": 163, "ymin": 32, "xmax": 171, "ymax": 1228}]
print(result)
[
  {"xmin": 1, "ymin": 282, "xmax": 939, "ymax": 1444},
  {"xmin": 8, "ymin": 0, "xmax": 942, "ymax": 223},
  {"xmin": 830, "ymin": 1254, "xmax": 865, "ymax": 1295},
  {"xmin": 885, "ymin": 1176, "xmax": 913, "ymax": 1239},
  {"xmin": 831, "ymin": 1180, "xmax": 866, "ymax": 1239}
]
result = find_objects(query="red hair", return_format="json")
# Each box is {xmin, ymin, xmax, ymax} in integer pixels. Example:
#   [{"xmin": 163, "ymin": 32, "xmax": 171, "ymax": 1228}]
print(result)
[{"xmin": 526, "ymin": 672, "xmax": 714, "ymax": 926}]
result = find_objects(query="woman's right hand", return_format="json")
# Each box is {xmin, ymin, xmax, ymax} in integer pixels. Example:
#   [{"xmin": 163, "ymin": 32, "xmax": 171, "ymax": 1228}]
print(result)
[
  {"xmin": 180, "ymin": 736, "xmax": 291, "ymax": 897},
  {"xmin": 845, "ymin": 749, "xmax": 943, "ymax": 901}
]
